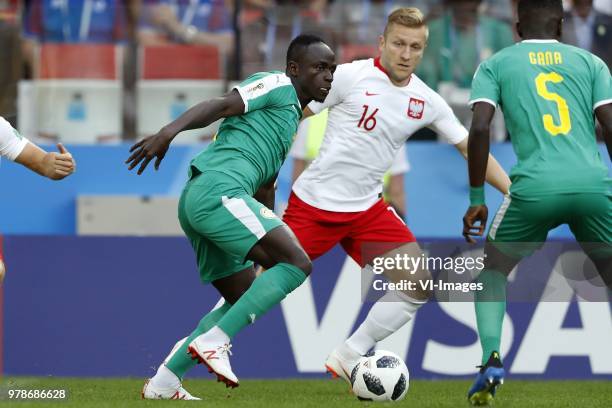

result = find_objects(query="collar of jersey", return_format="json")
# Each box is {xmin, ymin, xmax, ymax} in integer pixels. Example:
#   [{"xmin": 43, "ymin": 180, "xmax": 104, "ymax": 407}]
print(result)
[
  {"xmin": 521, "ymin": 39, "xmax": 560, "ymax": 43},
  {"xmin": 373, "ymin": 57, "xmax": 412, "ymax": 86}
]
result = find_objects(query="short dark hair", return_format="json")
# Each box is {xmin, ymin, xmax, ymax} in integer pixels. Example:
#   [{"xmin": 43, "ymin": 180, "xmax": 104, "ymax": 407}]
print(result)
[
  {"xmin": 517, "ymin": 0, "xmax": 563, "ymax": 24},
  {"xmin": 286, "ymin": 34, "xmax": 326, "ymax": 66}
]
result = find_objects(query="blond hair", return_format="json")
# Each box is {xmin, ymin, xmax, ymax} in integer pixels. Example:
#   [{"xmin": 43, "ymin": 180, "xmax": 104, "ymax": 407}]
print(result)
[{"xmin": 383, "ymin": 7, "xmax": 428, "ymax": 38}]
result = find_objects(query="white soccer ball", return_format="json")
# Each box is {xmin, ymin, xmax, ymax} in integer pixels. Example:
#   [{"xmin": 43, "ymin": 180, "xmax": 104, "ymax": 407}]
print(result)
[{"xmin": 350, "ymin": 350, "xmax": 409, "ymax": 402}]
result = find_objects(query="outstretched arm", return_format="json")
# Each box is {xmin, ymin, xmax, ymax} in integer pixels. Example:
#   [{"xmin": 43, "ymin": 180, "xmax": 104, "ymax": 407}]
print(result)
[
  {"xmin": 126, "ymin": 89, "xmax": 245, "ymax": 174},
  {"xmin": 15, "ymin": 142, "xmax": 76, "ymax": 180},
  {"xmin": 462, "ymin": 102, "xmax": 496, "ymax": 243},
  {"xmin": 595, "ymin": 103, "xmax": 612, "ymax": 161}
]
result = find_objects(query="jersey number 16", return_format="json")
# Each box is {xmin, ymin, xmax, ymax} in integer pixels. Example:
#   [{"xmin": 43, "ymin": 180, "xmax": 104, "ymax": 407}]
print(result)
[{"xmin": 358, "ymin": 105, "xmax": 379, "ymax": 131}]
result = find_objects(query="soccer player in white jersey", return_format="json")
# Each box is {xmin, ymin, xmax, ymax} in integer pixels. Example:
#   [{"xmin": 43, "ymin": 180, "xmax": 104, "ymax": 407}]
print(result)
[
  {"xmin": 0, "ymin": 116, "xmax": 76, "ymax": 282},
  {"xmin": 282, "ymin": 7, "xmax": 512, "ymax": 382}
]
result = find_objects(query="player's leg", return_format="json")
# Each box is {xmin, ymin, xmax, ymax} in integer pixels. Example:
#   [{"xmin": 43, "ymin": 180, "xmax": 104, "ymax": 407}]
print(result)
[
  {"xmin": 327, "ymin": 200, "xmax": 423, "ymax": 381},
  {"xmin": 184, "ymin": 190, "xmax": 312, "ymax": 386},
  {"xmin": 145, "ymin": 182, "xmax": 259, "ymax": 398},
  {"xmin": 468, "ymin": 195, "xmax": 559, "ymax": 405},
  {"xmin": 163, "ymin": 267, "xmax": 257, "ymax": 379},
  {"xmin": 568, "ymin": 193, "xmax": 612, "ymax": 289},
  {"xmin": 282, "ymin": 191, "xmax": 352, "ymax": 261}
]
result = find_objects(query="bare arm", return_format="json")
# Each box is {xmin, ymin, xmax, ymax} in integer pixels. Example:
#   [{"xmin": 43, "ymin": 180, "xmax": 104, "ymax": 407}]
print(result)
[
  {"xmin": 15, "ymin": 142, "xmax": 76, "ymax": 180},
  {"xmin": 126, "ymin": 89, "xmax": 245, "ymax": 174},
  {"xmin": 454, "ymin": 130, "xmax": 511, "ymax": 195},
  {"xmin": 595, "ymin": 103, "xmax": 612, "ymax": 161},
  {"xmin": 462, "ymin": 102, "xmax": 496, "ymax": 243}
]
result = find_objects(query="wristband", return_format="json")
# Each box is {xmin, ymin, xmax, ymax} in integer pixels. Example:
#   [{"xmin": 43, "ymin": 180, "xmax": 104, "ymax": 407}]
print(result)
[{"xmin": 470, "ymin": 186, "xmax": 485, "ymax": 206}]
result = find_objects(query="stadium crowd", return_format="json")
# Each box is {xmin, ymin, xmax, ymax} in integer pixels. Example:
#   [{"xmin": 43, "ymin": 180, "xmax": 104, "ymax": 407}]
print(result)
[{"xmin": 0, "ymin": 0, "xmax": 610, "ymax": 141}]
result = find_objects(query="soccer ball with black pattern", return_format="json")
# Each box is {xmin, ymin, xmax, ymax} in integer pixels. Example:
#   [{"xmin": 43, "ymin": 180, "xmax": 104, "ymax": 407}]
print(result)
[{"xmin": 350, "ymin": 350, "xmax": 409, "ymax": 402}]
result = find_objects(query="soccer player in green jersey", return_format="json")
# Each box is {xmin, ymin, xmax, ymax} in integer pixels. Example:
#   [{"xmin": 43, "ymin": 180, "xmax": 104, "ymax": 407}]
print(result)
[
  {"xmin": 126, "ymin": 34, "xmax": 335, "ymax": 400},
  {"xmin": 462, "ymin": 0, "xmax": 612, "ymax": 405}
]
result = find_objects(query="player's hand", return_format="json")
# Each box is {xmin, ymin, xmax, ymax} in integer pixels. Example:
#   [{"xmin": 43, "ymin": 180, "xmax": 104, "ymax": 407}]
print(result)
[
  {"xmin": 43, "ymin": 143, "xmax": 76, "ymax": 180},
  {"xmin": 463, "ymin": 205, "xmax": 488, "ymax": 244},
  {"xmin": 0, "ymin": 259, "xmax": 5, "ymax": 283},
  {"xmin": 126, "ymin": 130, "xmax": 174, "ymax": 175}
]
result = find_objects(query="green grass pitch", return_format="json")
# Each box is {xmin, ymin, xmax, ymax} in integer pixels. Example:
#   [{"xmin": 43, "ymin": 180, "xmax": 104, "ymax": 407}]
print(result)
[{"xmin": 1, "ymin": 377, "xmax": 611, "ymax": 407}]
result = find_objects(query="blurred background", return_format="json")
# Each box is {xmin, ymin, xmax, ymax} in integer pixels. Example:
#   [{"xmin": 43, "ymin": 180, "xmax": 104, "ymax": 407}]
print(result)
[{"xmin": 0, "ymin": 0, "xmax": 610, "ymax": 380}]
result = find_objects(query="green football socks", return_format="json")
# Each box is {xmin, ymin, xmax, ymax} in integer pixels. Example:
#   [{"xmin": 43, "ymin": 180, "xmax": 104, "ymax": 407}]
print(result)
[
  {"xmin": 475, "ymin": 268, "xmax": 508, "ymax": 365},
  {"xmin": 217, "ymin": 263, "xmax": 307, "ymax": 338}
]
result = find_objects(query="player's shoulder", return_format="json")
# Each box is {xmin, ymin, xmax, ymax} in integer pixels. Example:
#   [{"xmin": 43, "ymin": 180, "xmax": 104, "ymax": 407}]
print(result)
[
  {"xmin": 409, "ymin": 74, "xmax": 446, "ymax": 104},
  {"xmin": 561, "ymin": 43, "xmax": 607, "ymax": 66},
  {"xmin": 485, "ymin": 43, "xmax": 520, "ymax": 65},
  {"xmin": 241, "ymin": 70, "xmax": 292, "ymax": 88},
  {"xmin": 335, "ymin": 58, "xmax": 374, "ymax": 78}
]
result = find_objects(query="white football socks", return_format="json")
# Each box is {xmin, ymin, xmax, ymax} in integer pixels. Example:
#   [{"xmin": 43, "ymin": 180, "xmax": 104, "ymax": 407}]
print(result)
[{"xmin": 346, "ymin": 291, "xmax": 426, "ymax": 355}]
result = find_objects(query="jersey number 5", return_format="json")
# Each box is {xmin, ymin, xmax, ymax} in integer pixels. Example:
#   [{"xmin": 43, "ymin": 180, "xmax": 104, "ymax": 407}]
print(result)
[
  {"xmin": 358, "ymin": 105, "xmax": 379, "ymax": 131},
  {"xmin": 535, "ymin": 72, "xmax": 572, "ymax": 136}
]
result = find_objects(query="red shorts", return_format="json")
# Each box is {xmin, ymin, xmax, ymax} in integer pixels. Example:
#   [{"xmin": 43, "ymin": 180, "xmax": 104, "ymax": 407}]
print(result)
[{"xmin": 283, "ymin": 192, "xmax": 416, "ymax": 267}]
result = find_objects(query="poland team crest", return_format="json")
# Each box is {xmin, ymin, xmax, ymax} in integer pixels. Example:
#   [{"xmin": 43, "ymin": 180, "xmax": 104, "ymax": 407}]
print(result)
[{"xmin": 408, "ymin": 98, "xmax": 425, "ymax": 119}]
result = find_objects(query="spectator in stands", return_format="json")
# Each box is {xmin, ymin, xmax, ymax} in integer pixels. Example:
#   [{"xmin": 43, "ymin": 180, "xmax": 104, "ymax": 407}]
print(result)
[
  {"xmin": 21, "ymin": 0, "xmax": 130, "ymax": 77},
  {"xmin": 562, "ymin": 0, "xmax": 612, "ymax": 68},
  {"xmin": 138, "ymin": 0, "xmax": 233, "ymax": 55},
  {"xmin": 326, "ymin": 0, "xmax": 438, "ymax": 45},
  {"xmin": 416, "ymin": 0, "xmax": 513, "ymax": 140},
  {"xmin": 240, "ymin": 0, "xmax": 334, "ymax": 75},
  {"xmin": 418, "ymin": 0, "xmax": 514, "ymax": 91}
]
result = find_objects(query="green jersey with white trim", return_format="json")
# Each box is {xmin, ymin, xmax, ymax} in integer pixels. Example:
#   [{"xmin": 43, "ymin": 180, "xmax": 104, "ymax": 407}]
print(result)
[
  {"xmin": 470, "ymin": 40, "xmax": 612, "ymax": 198},
  {"xmin": 191, "ymin": 71, "xmax": 302, "ymax": 195}
]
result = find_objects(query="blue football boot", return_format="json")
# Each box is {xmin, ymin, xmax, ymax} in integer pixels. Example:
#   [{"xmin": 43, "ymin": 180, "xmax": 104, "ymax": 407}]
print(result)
[{"xmin": 467, "ymin": 351, "xmax": 505, "ymax": 406}]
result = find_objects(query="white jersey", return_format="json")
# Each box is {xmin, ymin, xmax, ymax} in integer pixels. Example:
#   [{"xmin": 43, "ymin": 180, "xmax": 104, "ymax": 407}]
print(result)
[
  {"xmin": 289, "ymin": 112, "xmax": 410, "ymax": 175},
  {"xmin": 0, "ymin": 116, "xmax": 27, "ymax": 161},
  {"xmin": 292, "ymin": 58, "xmax": 468, "ymax": 212}
]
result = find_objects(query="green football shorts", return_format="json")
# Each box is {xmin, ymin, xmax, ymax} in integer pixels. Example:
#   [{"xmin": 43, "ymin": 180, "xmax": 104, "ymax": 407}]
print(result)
[
  {"xmin": 178, "ymin": 170, "xmax": 285, "ymax": 283},
  {"xmin": 487, "ymin": 192, "xmax": 612, "ymax": 259}
]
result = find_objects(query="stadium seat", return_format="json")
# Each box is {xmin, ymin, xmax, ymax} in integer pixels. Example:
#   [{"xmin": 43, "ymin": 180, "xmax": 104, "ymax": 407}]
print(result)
[
  {"xmin": 18, "ymin": 44, "xmax": 122, "ymax": 144},
  {"xmin": 339, "ymin": 44, "xmax": 379, "ymax": 63},
  {"xmin": 141, "ymin": 45, "xmax": 221, "ymax": 80},
  {"xmin": 39, "ymin": 44, "xmax": 119, "ymax": 80}
]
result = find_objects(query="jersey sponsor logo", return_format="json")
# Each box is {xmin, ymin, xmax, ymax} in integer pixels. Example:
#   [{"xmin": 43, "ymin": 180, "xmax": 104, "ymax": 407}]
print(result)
[
  {"xmin": 408, "ymin": 98, "xmax": 425, "ymax": 119},
  {"xmin": 247, "ymin": 82, "xmax": 265, "ymax": 93},
  {"xmin": 260, "ymin": 207, "xmax": 277, "ymax": 219},
  {"xmin": 365, "ymin": 91, "xmax": 380, "ymax": 96}
]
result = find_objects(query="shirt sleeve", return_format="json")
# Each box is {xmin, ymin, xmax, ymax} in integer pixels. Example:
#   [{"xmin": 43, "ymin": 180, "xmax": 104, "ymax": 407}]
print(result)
[
  {"xmin": 469, "ymin": 59, "xmax": 500, "ymax": 108},
  {"xmin": 234, "ymin": 73, "xmax": 294, "ymax": 113},
  {"xmin": 307, "ymin": 62, "xmax": 358, "ymax": 114},
  {"xmin": 289, "ymin": 118, "xmax": 310, "ymax": 160},
  {"xmin": 389, "ymin": 143, "xmax": 410, "ymax": 175},
  {"xmin": 428, "ymin": 93, "xmax": 469, "ymax": 144},
  {"xmin": 592, "ymin": 55, "xmax": 612, "ymax": 110},
  {"xmin": 0, "ymin": 117, "xmax": 28, "ymax": 161}
]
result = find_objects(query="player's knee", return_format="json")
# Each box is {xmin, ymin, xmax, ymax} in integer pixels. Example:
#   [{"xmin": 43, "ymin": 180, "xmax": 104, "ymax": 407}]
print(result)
[{"xmin": 288, "ymin": 251, "xmax": 312, "ymax": 276}]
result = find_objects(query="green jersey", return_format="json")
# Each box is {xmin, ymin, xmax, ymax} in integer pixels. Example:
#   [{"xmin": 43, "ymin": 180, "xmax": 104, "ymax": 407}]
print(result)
[
  {"xmin": 470, "ymin": 40, "xmax": 612, "ymax": 198},
  {"xmin": 191, "ymin": 71, "xmax": 302, "ymax": 195}
]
